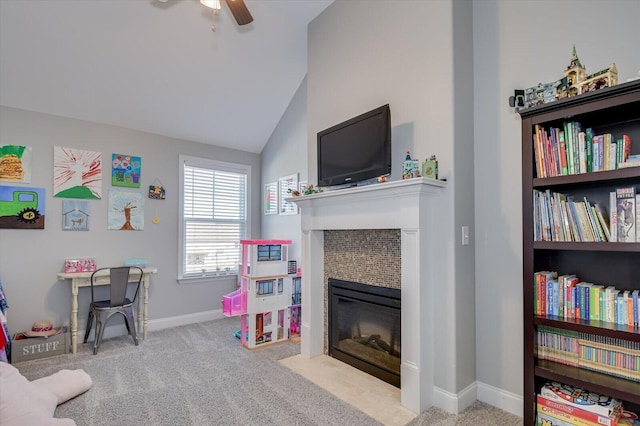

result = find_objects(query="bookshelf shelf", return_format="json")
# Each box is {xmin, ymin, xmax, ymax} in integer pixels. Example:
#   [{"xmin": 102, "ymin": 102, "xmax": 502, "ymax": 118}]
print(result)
[
  {"xmin": 535, "ymin": 360, "xmax": 640, "ymax": 405},
  {"xmin": 533, "ymin": 167, "xmax": 640, "ymax": 189},
  {"xmin": 535, "ymin": 315, "xmax": 640, "ymax": 339},
  {"xmin": 533, "ymin": 241, "xmax": 640, "ymax": 252},
  {"xmin": 520, "ymin": 80, "xmax": 640, "ymax": 425}
]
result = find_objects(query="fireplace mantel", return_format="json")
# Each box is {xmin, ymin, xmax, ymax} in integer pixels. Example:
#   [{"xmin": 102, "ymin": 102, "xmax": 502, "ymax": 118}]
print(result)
[{"xmin": 290, "ymin": 178, "xmax": 447, "ymax": 414}]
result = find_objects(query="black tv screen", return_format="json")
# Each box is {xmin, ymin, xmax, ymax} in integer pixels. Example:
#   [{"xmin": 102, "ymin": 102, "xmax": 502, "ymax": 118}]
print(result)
[{"xmin": 317, "ymin": 104, "xmax": 391, "ymax": 187}]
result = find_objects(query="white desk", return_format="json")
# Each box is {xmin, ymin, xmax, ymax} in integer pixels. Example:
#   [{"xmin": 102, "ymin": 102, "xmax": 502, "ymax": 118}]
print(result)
[{"xmin": 57, "ymin": 267, "xmax": 157, "ymax": 354}]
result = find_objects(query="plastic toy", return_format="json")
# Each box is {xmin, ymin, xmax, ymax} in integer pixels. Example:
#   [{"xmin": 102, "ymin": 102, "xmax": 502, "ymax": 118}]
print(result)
[{"xmin": 222, "ymin": 239, "xmax": 301, "ymax": 349}]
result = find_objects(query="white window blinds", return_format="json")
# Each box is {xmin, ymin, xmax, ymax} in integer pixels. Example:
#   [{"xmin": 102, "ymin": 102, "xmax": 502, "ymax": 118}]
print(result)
[{"xmin": 181, "ymin": 158, "xmax": 248, "ymax": 278}]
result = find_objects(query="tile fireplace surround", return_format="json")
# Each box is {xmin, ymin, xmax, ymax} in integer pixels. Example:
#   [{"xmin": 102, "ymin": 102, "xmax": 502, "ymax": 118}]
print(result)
[{"xmin": 290, "ymin": 177, "xmax": 447, "ymax": 414}]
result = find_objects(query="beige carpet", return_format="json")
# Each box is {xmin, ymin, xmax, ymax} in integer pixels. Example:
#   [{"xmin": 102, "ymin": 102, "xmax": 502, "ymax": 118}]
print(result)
[{"xmin": 279, "ymin": 354, "xmax": 417, "ymax": 426}]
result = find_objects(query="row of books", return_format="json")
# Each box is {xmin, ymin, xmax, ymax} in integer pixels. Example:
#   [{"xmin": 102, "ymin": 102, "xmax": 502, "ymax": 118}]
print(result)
[
  {"xmin": 537, "ymin": 326, "xmax": 640, "ymax": 383},
  {"xmin": 534, "ymin": 186, "xmax": 639, "ymax": 243},
  {"xmin": 533, "ymin": 121, "xmax": 635, "ymax": 178},
  {"xmin": 534, "ymin": 271, "xmax": 640, "ymax": 326},
  {"xmin": 536, "ymin": 381, "xmax": 639, "ymax": 425}
]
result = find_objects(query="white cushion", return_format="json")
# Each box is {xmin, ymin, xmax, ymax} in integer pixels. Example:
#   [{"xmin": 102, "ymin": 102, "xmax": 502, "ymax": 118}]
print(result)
[{"xmin": 0, "ymin": 362, "xmax": 91, "ymax": 426}]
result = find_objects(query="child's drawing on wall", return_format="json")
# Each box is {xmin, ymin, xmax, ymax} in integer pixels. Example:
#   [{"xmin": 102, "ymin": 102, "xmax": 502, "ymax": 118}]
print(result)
[
  {"xmin": 108, "ymin": 189, "xmax": 144, "ymax": 231},
  {"xmin": 53, "ymin": 146, "xmax": 102, "ymax": 199},
  {"xmin": 0, "ymin": 145, "xmax": 32, "ymax": 183}
]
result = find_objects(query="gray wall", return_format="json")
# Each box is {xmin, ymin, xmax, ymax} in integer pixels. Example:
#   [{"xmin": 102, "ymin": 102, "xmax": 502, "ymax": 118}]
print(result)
[
  {"xmin": 307, "ymin": 0, "xmax": 474, "ymax": 397},
  {"xmin": 473, "ymin": 0, "xmax": 640, "ymax": 405},
  {"xmin": 0, "ymin": 106, "xmax": 261, "ymax": 335},
  {"xmin": 260, "ymin": 77, "xmax": 307, "ymax": 262}
]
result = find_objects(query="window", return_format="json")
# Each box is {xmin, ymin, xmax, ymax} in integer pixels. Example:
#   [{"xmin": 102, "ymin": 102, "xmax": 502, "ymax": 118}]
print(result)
[
  {"xmin": 257, "ymin": 244, "xmax": 282, "ymax": 262},
  {"xmin": 179, "ymin": 156, "xmax": 250, "ymax": 281},
  {"xmin": 257, "ymin": 280, "xmax": 274, "ymax": 295}
]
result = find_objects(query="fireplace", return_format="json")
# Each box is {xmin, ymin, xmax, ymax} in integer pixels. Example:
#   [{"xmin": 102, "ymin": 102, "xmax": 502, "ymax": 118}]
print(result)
[
  {"xmin": 291, "ymin": 178, "xmax": 447, "ymax": 413},
  {"xmin": 328, "ymin": 278, "xmax": 401, "ymax": 387}
]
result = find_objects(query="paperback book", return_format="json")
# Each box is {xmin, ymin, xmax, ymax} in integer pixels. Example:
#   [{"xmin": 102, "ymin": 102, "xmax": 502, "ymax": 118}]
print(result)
[
  {"xmin": 540, "ymin": 382, "xmax": 623, "ymax": 419},
  {"xmin": 616, "ymin": 187, "xmax": 636, "ymax": 242},
  {"xmin": 537, "ymin": 394, "xmax": 621, "ymax": 426}
]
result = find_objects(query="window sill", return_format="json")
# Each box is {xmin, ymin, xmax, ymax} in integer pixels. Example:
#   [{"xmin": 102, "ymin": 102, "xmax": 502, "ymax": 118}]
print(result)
[{"xmin": 177, "ymin": 273, "xmax": 237, "ymax": 285}]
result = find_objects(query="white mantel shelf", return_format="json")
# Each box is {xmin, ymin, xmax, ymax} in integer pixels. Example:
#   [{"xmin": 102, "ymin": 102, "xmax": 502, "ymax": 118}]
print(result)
[{"xmin": 289, "ymin": 177, "xmax": 448, "ymax": 415}]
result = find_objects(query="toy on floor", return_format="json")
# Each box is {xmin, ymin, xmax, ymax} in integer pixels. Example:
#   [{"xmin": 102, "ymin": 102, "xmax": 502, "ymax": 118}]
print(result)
[
  {"xmin": 222, "ymin": 239, "xmax": 302, "ymax": 349},
  {"xmin": 0, "ymin": 361, "xmax": 92, "ymax": 426}
]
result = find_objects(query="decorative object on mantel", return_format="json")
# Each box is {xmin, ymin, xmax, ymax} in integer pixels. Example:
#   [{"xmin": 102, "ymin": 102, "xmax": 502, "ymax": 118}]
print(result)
[
  {"xmin": 402, "ymin": 151, "xmax": 421, "ymax": 180},
  {"xmin": 377, "ymin": 176, "xmax": 387, "ymax": 183},
  {"xmin": 288, "ymin": 183, "xmax": 323, "ymax": 197},
  {"xmin": 422, "ymin": 155, "xmax": 439, "ymax": 180},
  {"xmin": 509, "ymin": 45, "xmax": 618, "ymax": 111}
]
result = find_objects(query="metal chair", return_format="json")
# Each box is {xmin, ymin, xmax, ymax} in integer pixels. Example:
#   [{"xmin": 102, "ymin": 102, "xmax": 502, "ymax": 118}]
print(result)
[{"xmin": 83, "ymin": 266, "xmax": 143, "ymax": 355}]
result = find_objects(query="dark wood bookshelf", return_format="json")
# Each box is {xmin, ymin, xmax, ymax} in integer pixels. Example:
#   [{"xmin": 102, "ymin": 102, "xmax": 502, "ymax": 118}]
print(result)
[
  {"xmin": 535, "ymin": 315, "xmax": 640, "ymax": 339},
  {"xmin": 520, "ymin": 80, "xmax": 640, "ymax": 425}
]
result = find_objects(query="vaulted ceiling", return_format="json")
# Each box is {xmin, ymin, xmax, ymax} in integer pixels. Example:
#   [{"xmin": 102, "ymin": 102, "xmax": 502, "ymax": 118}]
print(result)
[{"xmin": 0, "ymin": 0, "xmax": 333, "ymax": 153}]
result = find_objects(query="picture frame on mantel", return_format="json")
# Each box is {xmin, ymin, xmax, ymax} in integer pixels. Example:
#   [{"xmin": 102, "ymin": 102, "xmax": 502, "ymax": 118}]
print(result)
[{"xmin": 278, "ymin": 173, "xmax": 298, "ymax": 215}]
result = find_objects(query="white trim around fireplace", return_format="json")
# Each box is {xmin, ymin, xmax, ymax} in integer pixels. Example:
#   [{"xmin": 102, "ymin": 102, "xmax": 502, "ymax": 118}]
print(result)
[{"xmin": 290, "ymin": 177, "xmax": 447, "ymax": 414}]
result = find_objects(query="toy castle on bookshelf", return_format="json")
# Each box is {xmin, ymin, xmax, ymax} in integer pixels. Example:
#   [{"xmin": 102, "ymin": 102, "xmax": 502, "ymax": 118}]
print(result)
[
  {"xmin": 221, "ymin": 239, "xmax": 301, "ymax": 349},
  {"xmin": 510, "ymin": 46, "xmax": 618, "ymax": 110}
]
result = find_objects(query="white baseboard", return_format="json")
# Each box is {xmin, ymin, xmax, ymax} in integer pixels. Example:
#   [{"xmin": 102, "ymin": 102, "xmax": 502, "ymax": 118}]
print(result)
[
  {"xmin": 433, "ymin": 382, "xmax": 477, "ymax": 414},
  {"xmin": 84, "ymin": 309, "xmax": 225, "ymax": 341},
  {"xmin": 476, "ymin": 381, "xmax": 523, "ymax": 418},
  {"xmin": 147, "ymin": 309, "xmax": 225, "ymax": 331},
  {"xmin": 433, "ymin": 381, "xmax": 522, "ymax": 418}
]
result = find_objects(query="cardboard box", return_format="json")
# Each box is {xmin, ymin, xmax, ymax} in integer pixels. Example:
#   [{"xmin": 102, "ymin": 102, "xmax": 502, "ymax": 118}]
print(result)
[{"xmin": 10, "ymin": 328, "xmax": 69, "ymax": 363}]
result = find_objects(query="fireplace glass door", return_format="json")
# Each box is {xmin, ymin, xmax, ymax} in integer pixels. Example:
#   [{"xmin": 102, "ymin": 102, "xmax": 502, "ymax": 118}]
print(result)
[{"xmin": 328, "ymin": 278, "xmax": 401, "ymax": 387}]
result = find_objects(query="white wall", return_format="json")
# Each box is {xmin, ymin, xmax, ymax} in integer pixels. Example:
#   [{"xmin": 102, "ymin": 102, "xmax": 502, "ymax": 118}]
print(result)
[
  {"xmin": 260, "ymin": 77, "xmax": 308, "ymax": 262},
  {"xmin": 0, "ymin": 106, "xmax": 262, "ymax": 335},
  {"xmin": 473, "ymin": 0, "xmax": 640, "ymax": 410}
]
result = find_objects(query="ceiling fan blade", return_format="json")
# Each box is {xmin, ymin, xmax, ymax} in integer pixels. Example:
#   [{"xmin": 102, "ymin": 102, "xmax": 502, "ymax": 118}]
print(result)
[{"xmin": 225, "ymin": 0, "xmax": 253, "ymax": 25}]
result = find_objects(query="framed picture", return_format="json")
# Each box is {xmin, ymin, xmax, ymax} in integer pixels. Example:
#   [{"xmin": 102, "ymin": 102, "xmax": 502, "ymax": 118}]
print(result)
[
  {"xmin": 0, "ymin": 145, "xmax": 32, "ymax": 183},
  {"xmin": 299, "ymin": 181, "xmax": 308, "ymax": 194},
  {"xmin": 111, "ymin": 153, "xmax": 141, "ymax": 188},
  {"xmin": 62, "ymin": 200, "xmax": 90, "ymax": 231},
  {"xmin": 264, "ymin": 182, "xmax": 278, "ymax": 215},
  {"xmin": 279, "ymin": 173, "xmax": 298, "ymax": 215},
  {"xmin": 0, "ymin": 185, "xmax": 46, "ymax": 229},
  {"xmin": 108, "ymin": 189, "xmax": 144, "ymax": 231},
  {"xmin": 53, "ymin": 146, "xmax": 102, "ymax": 199}
]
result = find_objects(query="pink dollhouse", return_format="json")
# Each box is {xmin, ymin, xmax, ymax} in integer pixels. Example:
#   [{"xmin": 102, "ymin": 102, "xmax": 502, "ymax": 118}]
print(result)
[{"xmin": 222, "ymin": 239, "xmax": 300, "ymax": 348}]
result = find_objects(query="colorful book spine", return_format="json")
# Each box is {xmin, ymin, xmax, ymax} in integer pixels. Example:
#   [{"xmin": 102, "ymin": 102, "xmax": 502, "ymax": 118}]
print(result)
[
  {"xmin": 537, "ymin": 394, "xmax": 621, "ymax": 426},
  {"xmin": 540, "ymin": 382, "xmax": 623, "ymax": 418}
]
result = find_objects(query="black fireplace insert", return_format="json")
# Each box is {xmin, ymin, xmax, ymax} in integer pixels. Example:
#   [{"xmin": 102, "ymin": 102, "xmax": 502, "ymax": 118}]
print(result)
[{"xmin": 328, "ymin": 278, "xmax": 401, "ymax": 387}]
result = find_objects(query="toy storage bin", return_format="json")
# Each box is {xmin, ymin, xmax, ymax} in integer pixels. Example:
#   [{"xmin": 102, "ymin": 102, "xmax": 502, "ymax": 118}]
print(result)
[{"xmin": 222, "ymin": 289, "xmax": 247, "ymax": 317}]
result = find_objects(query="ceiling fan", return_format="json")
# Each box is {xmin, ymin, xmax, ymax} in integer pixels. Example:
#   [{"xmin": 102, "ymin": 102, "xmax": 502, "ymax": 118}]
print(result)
[{"xmin": 158, "ymin": 0, "xmax": 253, "ymax": 29}]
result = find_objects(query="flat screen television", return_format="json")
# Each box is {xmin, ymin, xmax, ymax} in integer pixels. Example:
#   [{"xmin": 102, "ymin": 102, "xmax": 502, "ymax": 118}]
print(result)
[{"xmin": 317, "ymin": 104, "xmax": 391, "ymax": 188}]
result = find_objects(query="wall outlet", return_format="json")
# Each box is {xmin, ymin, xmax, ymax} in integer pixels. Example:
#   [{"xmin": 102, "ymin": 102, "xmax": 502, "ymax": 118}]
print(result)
[{"xmin": 461, "ymin": 226, "xmax": 469, "ymax": 246}]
